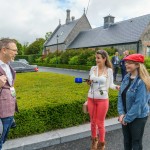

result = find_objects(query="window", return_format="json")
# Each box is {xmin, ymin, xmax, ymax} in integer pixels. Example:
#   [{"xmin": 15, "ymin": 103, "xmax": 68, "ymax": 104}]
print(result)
[{"xmin": 147, "ymin": 47, "xmax": 150, "ymax": 56}]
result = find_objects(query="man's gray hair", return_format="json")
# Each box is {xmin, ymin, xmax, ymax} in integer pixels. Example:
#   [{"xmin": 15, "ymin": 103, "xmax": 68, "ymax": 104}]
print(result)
[{"xmin": 0, "ymin": 38, "xmax": 16, "ymax": 50}]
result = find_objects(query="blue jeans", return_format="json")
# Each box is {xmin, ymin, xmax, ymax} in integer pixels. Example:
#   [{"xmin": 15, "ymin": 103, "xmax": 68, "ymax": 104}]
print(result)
[{"xmin": 0, "ymin": 116, "xmax": 14, "ymax": 150}]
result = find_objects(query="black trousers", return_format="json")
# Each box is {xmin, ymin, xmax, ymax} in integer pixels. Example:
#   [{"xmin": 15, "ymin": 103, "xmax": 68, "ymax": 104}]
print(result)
[
  {"xmin": 122, "ymin": 116, "xmax": 148, "ymax": 150},
  {"xmin": 113, "ymin": 64, "xmax": 119, "ymax": 81},
  {"xmin": 121, "ymin": 68, "xmax": 127, "ymax": 81}
]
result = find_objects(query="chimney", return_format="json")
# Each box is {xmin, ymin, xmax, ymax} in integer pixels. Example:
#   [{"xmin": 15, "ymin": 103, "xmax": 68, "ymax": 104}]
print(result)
[
  {"xmin": 71, "ymin": 16, "xmax": 75, "ymax": 21},
  {"xmin": 104, "ymin": 15, "xmax": 115, "ymax": 29},
  {"xmin": 66, "ymin": 9, "xmax": 71, "ymax": 24}
]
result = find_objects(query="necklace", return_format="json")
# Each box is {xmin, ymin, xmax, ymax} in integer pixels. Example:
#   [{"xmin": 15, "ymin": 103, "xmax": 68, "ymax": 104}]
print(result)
[
  {"xmin": 97, "ymin": 66, "xmax": 105, "ymax": 76},
  {"xmin": 130, "ymin": 75, "xmax": 136, "ymax": 79}
]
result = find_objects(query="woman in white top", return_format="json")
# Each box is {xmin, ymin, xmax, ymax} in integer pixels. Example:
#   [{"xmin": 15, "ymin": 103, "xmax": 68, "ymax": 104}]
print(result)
[{"xmin": 87, "ymin": 50, "xmax": 119, "ymax": 150}]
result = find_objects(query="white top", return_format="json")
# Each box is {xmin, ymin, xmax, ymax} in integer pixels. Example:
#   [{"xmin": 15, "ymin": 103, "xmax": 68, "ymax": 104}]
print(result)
[
  {"xmin": 88, "ymin": 66, "xmax": 117, "ymax": 99},
  {"xmin": 0, "ymin": 60, "xmax": 13, "ymax": 86}
]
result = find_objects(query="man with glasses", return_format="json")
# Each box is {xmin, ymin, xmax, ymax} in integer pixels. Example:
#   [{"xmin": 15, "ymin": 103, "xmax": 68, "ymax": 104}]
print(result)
[{"xmin": 0, "ymin": 38, "xmax": 18, "ymax": 150}]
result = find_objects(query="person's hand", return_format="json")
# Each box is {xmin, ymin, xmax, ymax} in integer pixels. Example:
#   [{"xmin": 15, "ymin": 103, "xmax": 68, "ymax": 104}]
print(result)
[
  {"xmin": 118, "ymin": 114, "xmax": 127, "ymax": 126},
  {"xmin": 116, "ymin": 85, "xmax": 120, "ymax": 91},
  {"xmin": 0, "ymin": 75, "xmax": 7, "ymax": 88},
  {"xmin": 118, "ymin": 114, "xmax": 125, "ymax": 123},
  {"xmin": 121, "ymin": 118, "xmax": 127, "ymax": 126},
  {"xmin": 86, "ymin": 79, "xmax": 92, "ymax": 85}
]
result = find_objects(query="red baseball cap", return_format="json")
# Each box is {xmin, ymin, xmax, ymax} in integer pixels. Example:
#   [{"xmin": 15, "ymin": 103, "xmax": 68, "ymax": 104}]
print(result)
[{"xmin": 123, "ymin": 54, "xmax": 144, "ymax": 63}]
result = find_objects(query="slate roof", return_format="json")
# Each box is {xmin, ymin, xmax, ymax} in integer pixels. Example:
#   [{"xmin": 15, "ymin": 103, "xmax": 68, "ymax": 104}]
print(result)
[
  {"xmin": 44, "ymin": 19, "xmax": 79, "ymax": 46},
  {"xmin": 68, "ymin": 14, "xmax": 150, "ymax": 49}
]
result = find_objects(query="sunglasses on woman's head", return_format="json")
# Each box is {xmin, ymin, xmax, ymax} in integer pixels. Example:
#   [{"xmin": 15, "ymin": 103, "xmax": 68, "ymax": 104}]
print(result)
[{"xmin": 96, "ymin": 50, "xmax": 107, "ymax": 57}]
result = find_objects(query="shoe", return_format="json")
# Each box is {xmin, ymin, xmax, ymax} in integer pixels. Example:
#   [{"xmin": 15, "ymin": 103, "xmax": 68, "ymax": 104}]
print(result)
[
  {"xmin": 90, "ymin": 137, "xmax": 98, "ymax": 150},
  {"xmin": 11, "ymin": 120, "xmax": 16, "ymax": 128},
  {"xmin": 97, "ymin": 141, "xmax": 105, "ymax": 150}
]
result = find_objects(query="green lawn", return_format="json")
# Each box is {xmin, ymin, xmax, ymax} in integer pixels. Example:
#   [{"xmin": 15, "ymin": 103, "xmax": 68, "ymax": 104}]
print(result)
[
  {"xmin": 9, "ymin": 72, "xmax": 118, "ymax": 139},
  {"xmin": 15, "ymin": 72, "xmax": 89, "ymax": 109}
]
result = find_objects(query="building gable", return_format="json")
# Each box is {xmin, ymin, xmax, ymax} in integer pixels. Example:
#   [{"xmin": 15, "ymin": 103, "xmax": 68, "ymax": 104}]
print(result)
[{"xmin": 65, "ymin": 14, "xmax": 92, "ymax": 47}]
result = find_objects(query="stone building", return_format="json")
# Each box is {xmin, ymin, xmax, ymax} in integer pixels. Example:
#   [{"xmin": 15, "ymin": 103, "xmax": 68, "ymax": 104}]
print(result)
[
  {"xmin": 43, "ymin": 11, "xmax": 150, "ymax": 56},
  {"xmin": 43, "ymin": 9, "xmax": 91, "ymax": 55},
  {"xmin": 68, "ymin": 14, "xmax": 150, "ymax": 56}
]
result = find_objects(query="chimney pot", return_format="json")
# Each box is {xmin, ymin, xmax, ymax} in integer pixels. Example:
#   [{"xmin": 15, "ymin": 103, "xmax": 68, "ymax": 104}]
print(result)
[
  {"xmin": 71, "ymin": 16, "xmax": 75, "ymax": 21},
  {"xmin": 66, "ymin": 9, "xmax": 71, "ymax": 24}
]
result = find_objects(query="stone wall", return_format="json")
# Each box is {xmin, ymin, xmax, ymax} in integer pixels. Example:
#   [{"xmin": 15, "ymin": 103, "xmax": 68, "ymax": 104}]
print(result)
[
  {"xmin": 65, "ymin": 14, "xmax": 91, "ymax": 47},
  {"xmin": 141, "ymin": 24, "xmax": 150, "ymax": 56},
  {"xmin": 45, "ymin": 43, "xmax": 66, "ymax": 53}
]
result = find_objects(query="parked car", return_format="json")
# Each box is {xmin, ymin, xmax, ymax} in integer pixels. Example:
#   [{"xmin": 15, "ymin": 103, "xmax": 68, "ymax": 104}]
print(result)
[
  {"xmin": 10, "ymin": 61, "xmax": 38, "ymax": 73},
  {"xmin": 18, "ymin": 59, "xmax": 29, "ymax": 64}
]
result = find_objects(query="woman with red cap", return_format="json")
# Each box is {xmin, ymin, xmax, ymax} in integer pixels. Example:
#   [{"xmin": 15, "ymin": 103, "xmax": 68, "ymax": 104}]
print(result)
[{"xmin": 118, "ymin": 54, "xmax": 150, "ymax": 150}]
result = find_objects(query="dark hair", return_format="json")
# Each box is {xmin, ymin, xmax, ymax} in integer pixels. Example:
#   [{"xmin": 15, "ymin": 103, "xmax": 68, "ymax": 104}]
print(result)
[
  {"xmin": 0, "ymin": 38, "xmax": 16, "ymax": 50},
  {"xmin": 96, "ymin": 50, "xmax": 113, "ymax": 69}
]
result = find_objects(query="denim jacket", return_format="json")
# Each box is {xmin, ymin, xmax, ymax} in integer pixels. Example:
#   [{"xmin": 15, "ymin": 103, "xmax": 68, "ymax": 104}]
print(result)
[{"xmin": 118, "ymin": 73, "xmax": 149, "ymax": 123}]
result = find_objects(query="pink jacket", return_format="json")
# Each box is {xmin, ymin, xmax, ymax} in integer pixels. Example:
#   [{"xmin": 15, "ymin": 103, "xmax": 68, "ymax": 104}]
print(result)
[{"xmin": 0, "ymin": 66, "xmax": 18, "ymax": 118}]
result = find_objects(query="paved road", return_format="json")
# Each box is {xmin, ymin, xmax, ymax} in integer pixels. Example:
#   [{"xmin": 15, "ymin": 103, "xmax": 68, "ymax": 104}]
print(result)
[
  {"xmin": 38, "ymin": 66, "xmax": 90, "ymax": 79},
  {"xmin": 38, "ymin": 66, "xmax": 121, "ymax": 82},
  {"xmin": 40, "ymin": 117, "xmax": 150, "ymax": 150}
]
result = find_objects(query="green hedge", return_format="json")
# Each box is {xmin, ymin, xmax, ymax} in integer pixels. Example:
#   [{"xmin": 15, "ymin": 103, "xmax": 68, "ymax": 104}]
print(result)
[
  {"xmin": 15, "ymin": 54, "xmax": 42, "ymax": 64},
  {"xmin": 34, "ymin": 63, "xmax": 92, "ymax": 71},
  {"xmin": 9, "ymin": 72, "xmax": 118, "ymax": 139}
]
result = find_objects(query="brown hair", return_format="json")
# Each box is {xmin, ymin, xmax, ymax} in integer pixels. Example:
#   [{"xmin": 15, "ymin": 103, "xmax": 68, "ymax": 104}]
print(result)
[
  {"xmin": 96, "ymin": 50, "xmax": 113, "ymax": 69},
  {"xmin": 0, "ymin": 38, "xmax": 16, "ymax": 50}
]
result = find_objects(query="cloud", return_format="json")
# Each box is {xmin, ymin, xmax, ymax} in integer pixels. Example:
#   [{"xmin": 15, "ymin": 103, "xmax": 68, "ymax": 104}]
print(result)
[{"xmin": 0, "ymin": 0, "xmax": 150, "ymax": 44}]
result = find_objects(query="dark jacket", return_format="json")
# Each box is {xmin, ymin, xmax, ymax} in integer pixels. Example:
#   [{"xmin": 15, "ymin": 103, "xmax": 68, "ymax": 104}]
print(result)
[{"xmin": 112, "ymin": 56, "xmax": 120, "ymax": 66}]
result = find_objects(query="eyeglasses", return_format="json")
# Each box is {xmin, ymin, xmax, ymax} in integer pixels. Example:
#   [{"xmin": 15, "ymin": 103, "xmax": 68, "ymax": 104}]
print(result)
[
  {"xmin": 5, "ymin": 47, "xmax": 18, "ymax": 52},
  {"xmin": 125, "ymin": 61, "xmax": 135, "ymax": 65}
]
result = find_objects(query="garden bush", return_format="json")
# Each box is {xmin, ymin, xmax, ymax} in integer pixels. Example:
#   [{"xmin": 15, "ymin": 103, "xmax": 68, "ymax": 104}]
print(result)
[
  {"xmin": 16, "ymin": 54, "xmax": 42, "ymax": 64},
  {"xmin": 145, "ymin": 57, "xmax": 150, "ymax": 69},
  {"xmin": 68, "ymin": 56, "xmax": 79, "ymax": 65},
  {"xmin": 9, "ymin": 72, "xmax": 119, "ymax": 139},
  {"xmin": 49, "ymin": 56, "xmax": 61, "ymax": 64},
  {"xmin": 34, "ymin": 63, "xmax": 92, "ymax": 70}
]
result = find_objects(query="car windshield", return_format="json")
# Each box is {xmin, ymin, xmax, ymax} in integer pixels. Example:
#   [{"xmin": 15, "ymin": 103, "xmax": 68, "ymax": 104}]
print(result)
[{"xmin": 18, "ymin": 59, "xmax": 29, "ymax": 64}]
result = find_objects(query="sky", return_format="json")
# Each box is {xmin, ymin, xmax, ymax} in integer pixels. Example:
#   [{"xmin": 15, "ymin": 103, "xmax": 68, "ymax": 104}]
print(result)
[{"xmin": 0, "ymin": 0, "xmax": 150, "ymax": 44}]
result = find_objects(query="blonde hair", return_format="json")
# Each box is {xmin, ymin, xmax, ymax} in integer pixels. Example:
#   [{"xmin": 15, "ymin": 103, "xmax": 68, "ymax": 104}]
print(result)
[
  {"xmin": 96, "ymin": 50, "xmax": 113, "ymax": 69},
  {"xmin": 138, "ymin": 63, "xmax": 150, "ymax": 91}
]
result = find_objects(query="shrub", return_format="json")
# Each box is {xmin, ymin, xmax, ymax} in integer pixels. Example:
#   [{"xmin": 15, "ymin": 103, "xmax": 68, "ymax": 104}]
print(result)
[
  {"xmin": 86, "ymin": 55, "xmax": 96, "ymax": 66},
  {"xmin": 78, "ymin": 49, "xmax": 95, "ymax": 65},
  {"xmin": 15, "ymin": 55, "xmax": 29, "ymax": 61},
  {"xmin": 49, "ymin": 56, "xmax": 61, "ymax": 64},
  {"xmin": 35, "ymin": 57, "xmax": 43, "ymax": 63},
  {"xmin": 9, "ymin": 72, "xmax": 119, "ymax": 139},
  {"xmin": 43, "ymin": 57, "xmax": 49, "ymax": 64},
  {"xmin": 145, "ymin": 57, "xmax": 150, "ymax": 69},
  {"xmin": 60, "ymin": 49, "xmax": 79, "ymax": 64},
  {"xmin": 34, "ymin": 63, "xmax": 92, "ymax": 70},
  {"xmin": 68, "ymin": 56, "xmax": 79, "ymax": 65},
  {"xmin": 103, "ymin": 47, "xmax": 117, "ymax": 56},
  {"xmin": 15, "ymin": 55, "xmax": 42, "ymax": 64}
]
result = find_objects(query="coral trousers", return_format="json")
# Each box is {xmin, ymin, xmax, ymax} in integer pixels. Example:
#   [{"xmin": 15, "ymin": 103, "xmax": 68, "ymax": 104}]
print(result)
[{"xmin": 88, "ymin": 97, "xmax": 109, "ymax": 142}]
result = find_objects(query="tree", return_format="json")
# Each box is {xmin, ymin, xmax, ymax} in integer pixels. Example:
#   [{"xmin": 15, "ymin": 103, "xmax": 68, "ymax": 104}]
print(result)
[
  {"xmin": 22, "ymin": 42, "xmax": 29, "ymax": 55},
  {"xmin": 45, "ymin": 32, "xmax": 52, "ymax": 40},
  {"xmin": 24, "ymin": 38, "xmax": 45, "ymax": 55},
  {"xmin": 16, "ymin": 41, "xmax": 23, "ymax": 55}
]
